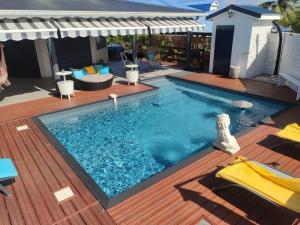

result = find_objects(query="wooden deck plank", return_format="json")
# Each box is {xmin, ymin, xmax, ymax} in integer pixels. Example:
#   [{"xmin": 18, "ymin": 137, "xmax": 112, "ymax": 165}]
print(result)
[
  {"xmin": 108, "ymin": 74, "xmax": 300, "ymax": 225},
  {"xmin": 0, "ymin": 119, "xmax": 116, "ymax": 225},
  {"xmin": 243, "ymin": 154, "xmax": 300, "ymax": 225},
  {"xmin": 109, "ymin": 125, "xmax": 272, "ymax": 217},
  {"xmin": 207, "ymin": 127, "xmax": 286, "ymax": 224},
  {"xmin": 109, "ymin": 150, "xmax": 225, "ymax": 220},
  {"xmin": 108, "ymin": 126, "xmax": 269, "ymax": 221},
  {"xmin": 169, "ymin": 144, "xmax": 275, "ymax": 225},
  {"xmin": 110, "ymin": 124, "xmax": 300, "ymax": 225},
  {"xmin": 5, "ymin": 122, "xmax": 57, "ymax": 225},
  {"xmin": 14, "ymin": 118, "xmax": 99, "ymax": 225},
  {"xmin": 217, "ymin": 139, "xmax": 293, "ymax": 224},
  {"xmin": 171, "ymin": 73, "xmax": 299, "ymax": 104},
  {"xmin": 0, "ymin": 198, "xmax": 11, "ymax": 225},
  {"xmin": 0, "ymin": 125, "xmax": 43, "ymax": 225},
  {"xmin": 1, "ymin": 72, "xmax": 300, "ymax": 225},
  {"xmin": 0, "ymin": 130, "xmax": 25, "ymax": 225},
  {"xmin": 12, "ymin": 120, "xmax": 76, "ymax": 224},
  {"xmin": 25, "ymin": 119, "xmax": 116, "ymax": 225},
  {"xmin": 25, "ymin": 118, "xmax": 112, "ymax": 225},
  {"xmin": 135, "ymin": 128, "xmax": 276, "ymax": 225}
]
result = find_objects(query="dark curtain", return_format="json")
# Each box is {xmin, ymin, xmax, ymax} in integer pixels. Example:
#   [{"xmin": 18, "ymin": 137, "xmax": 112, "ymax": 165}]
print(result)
[
  {"xmin": 3, "ymin": 40, "xmax": 41, "ymax": 78},
  {"xmin": 54, "ymin": 37, "xmax": 92, "ymax": 70}
]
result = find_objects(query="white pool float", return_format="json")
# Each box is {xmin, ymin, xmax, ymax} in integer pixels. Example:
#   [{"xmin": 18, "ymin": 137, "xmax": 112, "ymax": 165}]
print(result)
[{"xmin": 231, "ymin": 100, "xmax": 253, "ymax": 109}]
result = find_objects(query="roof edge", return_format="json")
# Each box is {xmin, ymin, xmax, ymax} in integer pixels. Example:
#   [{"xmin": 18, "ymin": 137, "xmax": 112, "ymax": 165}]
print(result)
[
  {"xmin": 0, "ymin": 10, "xmax": 204, "ymax": 19},
  {"xmin": 206, "ymin": 5, "xmax": 279, "ymax": 20}
]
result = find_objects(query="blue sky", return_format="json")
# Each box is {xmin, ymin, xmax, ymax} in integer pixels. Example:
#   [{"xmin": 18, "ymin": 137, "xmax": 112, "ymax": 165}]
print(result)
[
  {"xmin": 213, "ymin": 0, "xmax": 266, "ymax": 8},
  {"xmin": 127, "ymin": 0, "xmax": 267, "ymax": 8},
  {"xmin": 128, "ymin": 0, "xmax": 268, "ymax": 32}
]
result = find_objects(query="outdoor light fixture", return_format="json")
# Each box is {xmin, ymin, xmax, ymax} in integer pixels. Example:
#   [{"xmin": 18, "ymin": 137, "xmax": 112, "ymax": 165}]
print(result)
[
  {"xmin": 228, "ymin": 8, "xmax": 233, "ymax": 18},
  {"xmin": 271, "ymin": 26, "xmax": 278, "ymax": 33}
]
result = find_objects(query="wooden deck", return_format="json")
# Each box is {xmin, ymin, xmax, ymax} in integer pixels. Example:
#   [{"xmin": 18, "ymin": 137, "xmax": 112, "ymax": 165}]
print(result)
[
  {"xmin": 0, "ymin": 73, "xmax": 300, "ymax": 225},
  {"xmin": 0, "ymin": 82, "xmax": 154, "ymax": 123},
  {"xmin": 0, "ymin": 118, "xmax": 116, "ymax": 225},
  {"xmin": 173, "ymin": 73, "xmax": 299, "ymax": 104},
  {"xmin": 108, "ymin": 109, "xmax": 300, "ymax": 225},
  {"xmin": 109, "ymin": 74, "xmax": 300, "ymax": 225}
]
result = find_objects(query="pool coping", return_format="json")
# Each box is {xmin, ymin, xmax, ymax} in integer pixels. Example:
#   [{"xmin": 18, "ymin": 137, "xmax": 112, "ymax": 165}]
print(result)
[
  {"xmin": 168, "ymin": 75, "xmax": 295, "ymax": 106},
  {"xmin": 33, "ymin": 75, "xmax": 296, "ymax": 209}
]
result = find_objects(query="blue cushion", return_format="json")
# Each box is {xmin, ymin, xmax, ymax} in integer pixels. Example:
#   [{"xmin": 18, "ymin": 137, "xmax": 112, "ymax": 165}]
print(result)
[
  {"xmin": 0, "ymin": 158, "xmax": 18, "ymax": 178},
  {"xmin": 72, "ymin": 69, "xmax": 87, "ymax": 79},
  {"xmin": 100, "ymin": 66, "xmax": 109, "ymax": 75},
  {"xmin": 148, "ymin": 53, "xmax": 154, "ymax": 61},
  {"xmin": 94, "ymin": 65, "xmax": 109, "ymax": 75}
]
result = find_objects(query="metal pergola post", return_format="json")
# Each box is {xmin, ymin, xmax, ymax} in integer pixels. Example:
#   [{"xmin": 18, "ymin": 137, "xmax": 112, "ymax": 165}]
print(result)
[
  {"xmin": 46, "ymin": 37, "xmax": 61, "ymax": 95},
  {"xmin": 147, "ymin": 27, "xmax": 153, "ymax": 46},
  {"xmin": 131, "ymin": 34, "xmax": 138, "ymax": 64},
  {"xmin": 185, "ymin": 31, "xmax": 193, "ymax": 70}
]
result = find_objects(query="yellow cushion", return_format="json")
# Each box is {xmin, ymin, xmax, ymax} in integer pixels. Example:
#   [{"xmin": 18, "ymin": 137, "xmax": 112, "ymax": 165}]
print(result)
[
  {"xmin": 216, "ymin": 156, "xmax": 300, "ymax": 213},
  {"xmin": 154, "ymin": 54, "xmax": 160, "ymax": 60},
  {"xmin": 84, "ymin": 66, "xmax": 96, "ymax": 75},
  {"xmin": 276, "ymin": 123, "xmax": 300, "ymax": 142}
]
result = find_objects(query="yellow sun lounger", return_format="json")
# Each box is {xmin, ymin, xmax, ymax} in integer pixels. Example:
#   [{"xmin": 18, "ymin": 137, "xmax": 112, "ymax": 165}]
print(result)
[
  {"xmin": 276, "ymin": 123, "xmax": 300, "ymax": 143},
  {"xmin": 214, "ymin": 156, "xmax": 300, "ymax": 214}
]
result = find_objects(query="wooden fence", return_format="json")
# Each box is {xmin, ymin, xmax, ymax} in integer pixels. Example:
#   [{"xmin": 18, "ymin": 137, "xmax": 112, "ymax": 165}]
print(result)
[{"xmin": 152, "ymin": 33, "xmax": 211, "ymax": 71}]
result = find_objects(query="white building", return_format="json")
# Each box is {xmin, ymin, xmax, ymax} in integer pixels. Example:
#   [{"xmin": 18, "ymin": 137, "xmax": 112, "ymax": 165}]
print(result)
[
  {"xmin": 206, "ymin": 5, "xmax": 280, "ymax": 78},
  {"xmin": 0, "ymin": 0, "xmax": 203, "ymax": 80}
]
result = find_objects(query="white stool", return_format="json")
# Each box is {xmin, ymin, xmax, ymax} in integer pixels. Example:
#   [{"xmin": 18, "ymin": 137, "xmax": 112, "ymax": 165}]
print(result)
[
  {"xmin": 126, "ymin": 70, "xmax": 139, "ymax": 86},
  {"xmin": 126, "ymin": 64, "xmax": 139, "ymax": 86},
  {"xmin": 57, "ymin": 80, "xmax": 74, "ymax": 100}
]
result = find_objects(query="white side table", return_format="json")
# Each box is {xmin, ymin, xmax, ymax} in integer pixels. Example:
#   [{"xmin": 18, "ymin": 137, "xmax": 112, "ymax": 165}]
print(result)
[
  {"xmin": 56, "ymin": 71, "xmax": 74, "ymax": 100},
  {"xmin": 126, "ymin": 64, "xmax": 139, "ymax": 86}
]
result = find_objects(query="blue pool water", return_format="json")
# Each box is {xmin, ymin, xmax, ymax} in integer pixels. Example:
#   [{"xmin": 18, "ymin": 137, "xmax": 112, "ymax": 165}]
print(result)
[{"xmin": 40, "ymin": 77, "xmax": 287, "ymax": 198}]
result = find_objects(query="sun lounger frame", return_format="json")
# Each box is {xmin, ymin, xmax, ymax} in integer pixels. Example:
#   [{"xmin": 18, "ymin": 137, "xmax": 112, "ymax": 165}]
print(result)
[
  {"xmin": 0, "ymin": 177, "xmax": 15, "ymax": 196},
  {"xmin": 213, "ymin": 160, "xmax": 300, "ymax": 217}
]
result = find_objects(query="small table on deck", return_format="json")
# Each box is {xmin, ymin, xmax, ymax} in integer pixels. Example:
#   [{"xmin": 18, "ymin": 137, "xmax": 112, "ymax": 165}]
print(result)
[
  {"xmin": 125, "ymin": 64, "xmax": 139, "ymax": 86},
  {"xmin": 55, "ymin": 71, "xmax": 74, "ymax": 101}
]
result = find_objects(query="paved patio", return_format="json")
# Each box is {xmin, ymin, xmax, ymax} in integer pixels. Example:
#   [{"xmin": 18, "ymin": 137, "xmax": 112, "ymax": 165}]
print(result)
[
  {"xmin": 0, "ymin": 63, "xmax": 190, "ymax": 107},
  {"xmin": 0, "ymin": 78, "xmax": 56, "ymax": 107}
]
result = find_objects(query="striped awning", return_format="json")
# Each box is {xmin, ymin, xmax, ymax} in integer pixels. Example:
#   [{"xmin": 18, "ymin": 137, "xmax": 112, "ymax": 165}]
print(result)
[
  {"xmin": 0, "ymin": 18, "xmax": 58, "ymax": 41},
  {"xmin": 53, "ymin": 18, "xmax": 148, "ymax": 38},
  {"xmin": 0, "ymin": 17, "xmax": 204, "ymax": 41},
  {"xmin": 142, "ymin": 17, "xmax": 203, "ymax": 34}
]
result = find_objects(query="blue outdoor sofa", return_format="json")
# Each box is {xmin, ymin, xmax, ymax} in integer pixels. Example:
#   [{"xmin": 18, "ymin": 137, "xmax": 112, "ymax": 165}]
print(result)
[{"xmin": 0, "ymin": 158, "xmax": 18, "ymax": 196}]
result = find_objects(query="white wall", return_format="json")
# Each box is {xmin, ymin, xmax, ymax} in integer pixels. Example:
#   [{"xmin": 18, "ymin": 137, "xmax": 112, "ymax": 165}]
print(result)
[
  {"xmin": 210, "ymin": 11, "xmax": 300, "ymax": 80},
  {"xmin": 279, "ymin": 33, "xmax": 300, "ymax": 79},
  {"xmin": 34, "ymin": 39, "xmax": 53, "ymax": 78},
  {"xmin": 209, "ymin": 11, "xmax": 277, "ymax": 78},
  {"xmin": 90, "ymin": 37, "xmax": 109, "ymax": 64},
  {"xmin": 264, "ymin": 33, "xmax": 300, "ymax": 79},
  {"xmin": 242, "ymin": 31, "xmax": 300, "ymax": 79},
  {"xmin": 209, "ymin": 11, "xmax": 254, "ymax": 77},
  {"xmin": 246, "ymin": 21, "xmax": 274, "ymax": 77},
  {"xmin": 261, "ymin": 32, "xmax": 278, "ymax": 75}
]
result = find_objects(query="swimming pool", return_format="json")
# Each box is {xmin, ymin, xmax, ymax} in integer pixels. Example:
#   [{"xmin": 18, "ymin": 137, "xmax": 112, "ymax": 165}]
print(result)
[{"xmin": 38, "ymin": 77, "xmax": 288, "ymax": 204}]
